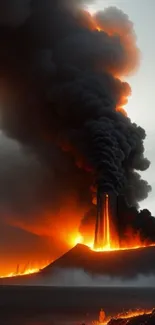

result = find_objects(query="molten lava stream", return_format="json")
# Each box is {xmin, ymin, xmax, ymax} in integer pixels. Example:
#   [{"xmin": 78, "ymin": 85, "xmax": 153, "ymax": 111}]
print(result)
[
  {"xmin": 103, "ymin": 194, "xmax": 111, "ymax": 250},
  {"xmin": 75, "ymin": 193, "xmax": 155, "ymax": 252},
  {"xmin": 92, "ymin": 308, "xmax": 153, "ymax": 325},
  {"xmin": 93, "ymin": 193, "xmax": 120, "ymax": 252}
]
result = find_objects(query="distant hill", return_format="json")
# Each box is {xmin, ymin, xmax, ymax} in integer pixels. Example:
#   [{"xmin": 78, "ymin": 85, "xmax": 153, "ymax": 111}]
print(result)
[
  {"xmin": 42, "ymin": 244, "xmax": 155, "ymax": 278},
  {"xmin": 1, "ymin": 244, "xmax": 155, "ymax": 284}
]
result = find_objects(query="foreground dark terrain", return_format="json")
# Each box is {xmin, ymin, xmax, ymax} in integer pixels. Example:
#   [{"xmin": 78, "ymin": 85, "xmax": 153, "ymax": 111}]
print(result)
[{"xmin": 0, "ymin": 286, "xmax": 155, "ymax": 324}]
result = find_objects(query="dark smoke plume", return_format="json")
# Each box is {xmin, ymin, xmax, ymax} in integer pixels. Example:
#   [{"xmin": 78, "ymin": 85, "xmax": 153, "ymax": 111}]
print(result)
[{"xmin": 0, "ymin": 0, "xmax": 153, "ymax": 246}]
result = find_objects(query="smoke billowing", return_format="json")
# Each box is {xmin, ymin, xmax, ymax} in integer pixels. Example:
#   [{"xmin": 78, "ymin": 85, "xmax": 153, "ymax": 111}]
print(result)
[{"xmin": 0, "ymin": 0, "xmax": 154, "ymax": 266}]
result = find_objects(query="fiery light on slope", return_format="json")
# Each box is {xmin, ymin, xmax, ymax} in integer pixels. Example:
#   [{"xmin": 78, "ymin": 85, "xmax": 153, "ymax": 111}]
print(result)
[
  {"xmin": 0, "ymin": 261, "xmax": 50, "ymax": 279},
  {"xmin": 71, "ymin": 194, "xmax": 155, "ymax": 252},
  {"xmin": 92, "ymin": 308, "xmax": 153, "ymax": 325},
  {"xmin": 116, "ymin": 308, "xmax": 153, "ymax": 319}
]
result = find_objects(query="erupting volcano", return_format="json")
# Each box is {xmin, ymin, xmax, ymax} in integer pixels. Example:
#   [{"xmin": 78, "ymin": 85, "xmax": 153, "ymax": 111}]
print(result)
[
  {"xmin": 42, "ymin": 193, "xmax": 155, "ymax": 280},
  {"xmin": 0, "ymin": 0, "xmax": 155, "ymax": 279}
]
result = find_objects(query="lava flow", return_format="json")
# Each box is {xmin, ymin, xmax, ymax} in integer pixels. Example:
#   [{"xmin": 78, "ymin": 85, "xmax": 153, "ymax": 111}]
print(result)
[
  {"xmin": 74, "ymin": 194, "xmax": 155, "ymax": 252},
  {"xmin": 0, "ymin": 261, "xmax": 50, "ymax": 279},
  {"xmin": 92, "ymin": 308, "xmax": 154, "ymax": 325}
]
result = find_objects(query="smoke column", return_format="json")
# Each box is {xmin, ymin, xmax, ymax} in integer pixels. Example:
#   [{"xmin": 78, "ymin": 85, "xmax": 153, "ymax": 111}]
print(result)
[{"xmin": 0, "ymin": 0, "xmax": 154, "ymax": 251}]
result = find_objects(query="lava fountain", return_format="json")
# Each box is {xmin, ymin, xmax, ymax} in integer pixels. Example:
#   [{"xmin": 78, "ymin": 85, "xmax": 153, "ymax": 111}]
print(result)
[
  {"xmin": 74, "ymin": 193, "xmax": 155, "ymax": 252},
  {"xmin": 93, "ymin": 193, "xmax": 119, "ymax": 251}
]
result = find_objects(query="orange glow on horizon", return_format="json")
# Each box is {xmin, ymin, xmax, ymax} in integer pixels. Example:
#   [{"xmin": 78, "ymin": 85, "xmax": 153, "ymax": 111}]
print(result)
[{"xmin": 0, "ymin": 261, "xmax": 50, "ymax": 279}]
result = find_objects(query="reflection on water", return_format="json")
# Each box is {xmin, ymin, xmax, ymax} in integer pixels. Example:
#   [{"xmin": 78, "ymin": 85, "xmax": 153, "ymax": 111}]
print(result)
[
  {"xmin": 1, "ymin": 287, "xmax": 155, "ymax": 325},
  {"xmin": 1, "ymin": 314, "xmax": 93, "ymax": 325}
]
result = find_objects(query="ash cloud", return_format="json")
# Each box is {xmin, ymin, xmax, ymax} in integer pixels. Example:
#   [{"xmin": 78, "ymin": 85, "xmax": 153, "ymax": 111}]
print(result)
[{"xmin": 0, "ymin": 0, "xmax": 153, "ymax": 253}]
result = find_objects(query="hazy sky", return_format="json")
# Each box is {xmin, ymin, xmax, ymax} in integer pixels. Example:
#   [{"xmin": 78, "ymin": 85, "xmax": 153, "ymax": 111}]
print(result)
[
  {"xmin": 0, "ymin": 0, "xmax": 154, "ymax": 275},
  {"xmin": 1, "ymin": 0, "xmax": 155, "ymax": 216},
  {"xmin": 85, "ymin": 0, "xmax": 155, "ymax": 214}
]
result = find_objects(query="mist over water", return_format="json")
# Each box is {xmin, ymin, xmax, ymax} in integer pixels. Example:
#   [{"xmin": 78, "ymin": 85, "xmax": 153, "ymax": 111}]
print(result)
[{"xmin": 29, "ymin": 268, "xmax": 155, "ymax": 287}]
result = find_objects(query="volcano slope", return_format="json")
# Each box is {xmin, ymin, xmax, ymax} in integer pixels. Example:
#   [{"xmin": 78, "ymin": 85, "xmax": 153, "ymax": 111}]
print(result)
[
  {"xmin": 42, "ymin": 244, "xmax": 155, "ymax": 279},
  {"xmin": 1, "ymin": 243, "xmax": 155, "ymax": 285}
]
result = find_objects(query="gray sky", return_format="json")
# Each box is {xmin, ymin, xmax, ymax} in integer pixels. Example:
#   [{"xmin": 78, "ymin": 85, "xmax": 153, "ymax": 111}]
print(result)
[{"xmin": 85, "ymin": 0, "xmax": 155, "ymax": 214}]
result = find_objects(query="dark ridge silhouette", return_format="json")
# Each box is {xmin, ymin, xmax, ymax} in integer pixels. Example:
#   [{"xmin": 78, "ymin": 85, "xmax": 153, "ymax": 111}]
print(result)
[{"xmin": 42, "ymin": 244, "xmax": 155, "ymax": 279}]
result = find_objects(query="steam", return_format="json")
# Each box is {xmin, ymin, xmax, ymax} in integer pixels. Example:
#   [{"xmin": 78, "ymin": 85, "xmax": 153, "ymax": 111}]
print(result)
[
  {"xmin": 0, "ymin": 0, "xmax": 153, "ymax": 257},
  {"xmin": 41, "ymin": 268, "xmax": 155, "ymax": 287}
]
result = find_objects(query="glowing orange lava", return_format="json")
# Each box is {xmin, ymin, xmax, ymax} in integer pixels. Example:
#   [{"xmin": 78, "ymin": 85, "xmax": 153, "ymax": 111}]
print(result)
[
  {"xmin": 116, "ymin": 308, "xmax": 153, "ymax": 320},
  {"xmin": 103, "ymin": 194, "xmax": 112, "ymax": 250},
  {"xmin": 92, "ymin": 308, "xmax": 153, "ymax": 325},
  {"xmin": 72, "ymin": 194, "xmax": 155, "ymax": 252},
  {"xmin": 0, "ymin": 261, "xmax": 50, "ymax": 279}
]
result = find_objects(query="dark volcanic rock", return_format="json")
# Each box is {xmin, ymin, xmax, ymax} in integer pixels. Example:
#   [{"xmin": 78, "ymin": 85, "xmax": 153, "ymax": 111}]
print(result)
[
  {"xmin": 1, "ymin": 244, "xmax": 155, "ymax": 284},
  {"xmin": 42, "ymin": 244, "xmax": 155, "ymax": 279}
]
